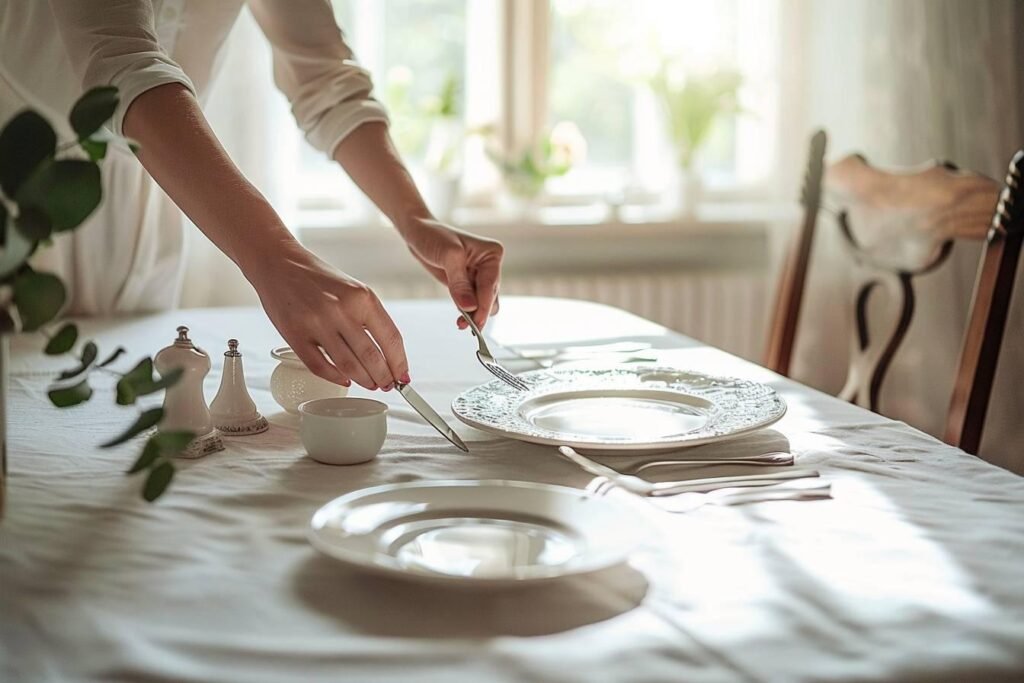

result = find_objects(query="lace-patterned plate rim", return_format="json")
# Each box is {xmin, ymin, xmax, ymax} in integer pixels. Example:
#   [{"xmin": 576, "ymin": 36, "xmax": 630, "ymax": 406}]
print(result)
[{"xmin": 451, "ymin": 366, "xmax": 787, "ymax": 452}]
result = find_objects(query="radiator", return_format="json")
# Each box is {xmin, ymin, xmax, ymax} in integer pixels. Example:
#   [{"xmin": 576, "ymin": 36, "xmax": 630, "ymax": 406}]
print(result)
[{"xmin": 371, "ymin": 270, "xmax": 770, "ymax": 361}]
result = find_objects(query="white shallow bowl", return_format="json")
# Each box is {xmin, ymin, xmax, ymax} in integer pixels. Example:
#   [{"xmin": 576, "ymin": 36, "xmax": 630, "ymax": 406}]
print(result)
[
  {"xmin": 299, "ymin": 397, "xmax": 388, "ymax": 465},
  {"xmin": 452, "ymin": 366, "xmax": 787, "ymax": 453},
  {"xmin": 308, "ymin": 480, "xmax": 650, "ymax": 587}
]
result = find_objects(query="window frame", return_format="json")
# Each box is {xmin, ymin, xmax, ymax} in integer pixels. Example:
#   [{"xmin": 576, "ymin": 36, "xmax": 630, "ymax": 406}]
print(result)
[{"xmin": 295, "ymin": 0, "xmax": 783, "ymax": 218}]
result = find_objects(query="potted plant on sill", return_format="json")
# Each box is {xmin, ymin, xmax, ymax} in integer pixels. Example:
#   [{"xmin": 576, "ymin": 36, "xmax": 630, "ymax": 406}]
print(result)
[
  {"xmin": 650, "ymin": 64, "xmax": 743, "ymax": 217},
  {"xmin": 0, "ymin": 87, "xmax": 191, "ymax": 519},
  {"xmin": 486, "ymin": 121, "xmax": 587, "ymax": 219},
  {"xmin": 385, "ymin": 68, "xmax": 465, "ymax": 222}
]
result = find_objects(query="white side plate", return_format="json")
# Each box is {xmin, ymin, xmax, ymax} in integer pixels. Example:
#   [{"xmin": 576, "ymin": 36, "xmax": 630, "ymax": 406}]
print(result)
[
  {"xmin": 451, "ymin": 366, "xmax": 787, "ymax": 452},
  {"xmin": 308, "ymin": 480, "xmax": 649, "ymax": 587}
]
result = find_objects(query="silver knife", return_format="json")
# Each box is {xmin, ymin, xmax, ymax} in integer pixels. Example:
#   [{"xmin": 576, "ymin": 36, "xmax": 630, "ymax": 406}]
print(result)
[{"xmin": 396, "ymin": 382, "xmax": 469, "ymax": 452}]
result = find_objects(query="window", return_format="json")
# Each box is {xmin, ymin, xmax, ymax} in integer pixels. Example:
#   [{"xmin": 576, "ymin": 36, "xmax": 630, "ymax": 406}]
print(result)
[{"xmin": 291, "ymin": 0, "xmax": 781, "ymax": 219}]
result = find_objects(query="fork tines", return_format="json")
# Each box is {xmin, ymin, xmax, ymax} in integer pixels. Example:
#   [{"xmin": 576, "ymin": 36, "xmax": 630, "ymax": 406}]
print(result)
[{"xmin": 485, "ymin": 361, "xmax": 531, "ymax": 391}]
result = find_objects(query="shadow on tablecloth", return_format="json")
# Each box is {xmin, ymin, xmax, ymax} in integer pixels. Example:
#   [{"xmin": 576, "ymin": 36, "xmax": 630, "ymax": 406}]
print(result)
[{"xmin": 291, "ymin": 553, "xmax": 648, "ymax": 638}]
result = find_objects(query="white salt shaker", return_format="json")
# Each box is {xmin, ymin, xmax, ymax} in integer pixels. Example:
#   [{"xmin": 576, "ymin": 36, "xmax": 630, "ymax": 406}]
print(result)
[
  {"xmin": 211, "ymin": 339, "xmax": 268, "ymax": 435},
  {"xmin": 154, "ymin": 326, "xmax": 224, "ymax": 458}
]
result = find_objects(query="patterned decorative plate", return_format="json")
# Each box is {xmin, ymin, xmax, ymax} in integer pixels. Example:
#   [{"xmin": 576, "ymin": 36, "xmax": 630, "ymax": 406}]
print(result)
[{"xmin": 451, "ymin": 366, "xmax": 787, "ymax": 452}]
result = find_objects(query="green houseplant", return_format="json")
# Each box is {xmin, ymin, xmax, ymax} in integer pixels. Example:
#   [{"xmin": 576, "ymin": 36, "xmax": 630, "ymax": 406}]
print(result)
[
  {"xmin": 650, "ymin": 65, "xmax": 742, "ymax": 214},
  {"xmin": 0, "ymin": 87, "xmax": 191, "ymax": 516},
  {"xmin": 385, "ymin": 69, "xmax": 464, "ymax": 221},
  {"xmin": 486, "ymin": 121, "xmax": 587, "ymax": 212}
]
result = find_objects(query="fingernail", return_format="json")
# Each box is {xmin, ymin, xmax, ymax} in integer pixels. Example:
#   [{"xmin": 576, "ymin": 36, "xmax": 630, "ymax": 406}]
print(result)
[
  {"xmin": 400, "ymin": 372, "xmax": 411, "ymax": 384},
  {"xmin": 383, "ymin": 383, "xmax": 393, "ymax": 392}
]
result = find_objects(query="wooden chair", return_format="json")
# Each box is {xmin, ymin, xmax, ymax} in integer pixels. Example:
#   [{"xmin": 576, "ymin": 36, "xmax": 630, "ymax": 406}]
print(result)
[{"xmin": 766, "ymin": 131, "xmax": 1024, "ymax": 455}]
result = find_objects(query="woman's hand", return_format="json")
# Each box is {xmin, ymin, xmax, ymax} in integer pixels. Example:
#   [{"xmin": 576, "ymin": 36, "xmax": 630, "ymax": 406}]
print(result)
[
  {"xmin": 402, "ymin": 217, "xmax": 505, "ymax": 330},
  {"xmin": 247, "ymin": 243, "xmax": 408, "ymax": 390}
]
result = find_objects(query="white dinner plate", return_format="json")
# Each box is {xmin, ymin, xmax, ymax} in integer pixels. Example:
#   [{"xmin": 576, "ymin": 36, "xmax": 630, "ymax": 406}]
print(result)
[
  {"xmin": 308, "ymin": 480, "xmax": 649, "ymax": 586},
  {"xmin": 451, "ymin": 366, "xmax": 786, "ymax": 452}
]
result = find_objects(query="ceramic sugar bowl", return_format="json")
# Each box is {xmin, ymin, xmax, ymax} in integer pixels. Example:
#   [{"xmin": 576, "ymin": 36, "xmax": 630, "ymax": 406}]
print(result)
[{"xmin": 270, "ymin": 346, "xmax": 348, "ymax": 414}]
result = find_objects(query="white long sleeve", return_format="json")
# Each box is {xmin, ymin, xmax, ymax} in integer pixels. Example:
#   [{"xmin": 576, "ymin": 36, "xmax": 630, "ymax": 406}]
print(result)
[
  {"xmin": 248, "ymin": 0, "xmax": 389, "ymax": 157},
  {"xmin": 46, "ymin": 0, "xmax": 197, "ymax": 137}
]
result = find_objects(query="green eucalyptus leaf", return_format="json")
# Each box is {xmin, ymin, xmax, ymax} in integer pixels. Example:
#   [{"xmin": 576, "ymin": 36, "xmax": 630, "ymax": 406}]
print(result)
[
  {"xmin": 48, "ymin": 377, "xmax": 92, "ymax": 407},
  {"xmin": 127, "ymin": 430, "xmax": 195, "ymax": 474},
  {"xmin": 151, "ymin": 430, "xmax": 195, "ymax": 455},
  {"xmin": 44, "ymin": 323, "xmax": 78, "ymax": 355},
  {"xmin": 142, "ymin": 461, "xmax": 175, "ymax": 502},
  {"xmin": 146, "ymin": 367, "xmax": 183, "ymax": 393},
  {"xmin": 16, "ymin": 159, "xmax": 102, "ymax": 232},
  {"xmin": 57, "ymin": 340, "xmax": 98, "ymax": 379},
  {"xmin": 14, "ymin": 205, "xmax": 52, "ymax": 242},
  {"xmin": 100, "ymin": 407, "xmax": 163, "ymax": 448},
  {"xmin": 69, "ymin": 86, "xmax": 119, "ymax": 140},
  {"xmin": 116, "ymin": 359, "xmax": 181, "ymax": 405},
  {"xmin": 99, "ymin": 346, "xmax": 126, "ymax": 368},
  {"xmin": 1, "ymin": 201, "xmax": 7, "ymax": 247},
  {"xmin": 79, "ymin": 138, "xmax": 107, "ymax": 162},
  {"xmin": 115, "ymin": 357, "xmax": 153, "ymax": 405},
  {"xmin": 0, "ymin": 110, "xmax": 56, "ymax": 197},
  {"xmin": 12, "ymin": 270, "xmax": 65, "ymax": 331},
  {"xmin": 0, "ymin": 213, "xmax": 35, "ymax": 280},
  {"xmin": 127, "ymin": 438, "xmax": 161, "ymax": 474}
]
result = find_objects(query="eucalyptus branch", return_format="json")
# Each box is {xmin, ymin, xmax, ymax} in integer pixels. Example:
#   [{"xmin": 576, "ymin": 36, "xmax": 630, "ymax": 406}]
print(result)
[{"xmin": 1, "ymin": 86, "xmax": 189, "ymax": 502}]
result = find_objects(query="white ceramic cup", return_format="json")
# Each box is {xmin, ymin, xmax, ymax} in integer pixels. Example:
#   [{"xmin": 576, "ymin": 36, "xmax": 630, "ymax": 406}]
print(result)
[
  {"xmin": 271, "ymin": 346, "xmax": 348, "ymax": 414},
  {"xmin": 298, "ymin": 397, "xmax": 388, "ymax": 465}
]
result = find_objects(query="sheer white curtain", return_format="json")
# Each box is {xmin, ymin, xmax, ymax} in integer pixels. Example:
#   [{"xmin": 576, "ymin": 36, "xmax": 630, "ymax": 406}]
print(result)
[
  {"xmin": 778, "ymin": 0, "xmax": 1024, "ymax": 472},
  {"xmin": 179, "ymin": 7, "xmax": 298, "ymax": 308}
]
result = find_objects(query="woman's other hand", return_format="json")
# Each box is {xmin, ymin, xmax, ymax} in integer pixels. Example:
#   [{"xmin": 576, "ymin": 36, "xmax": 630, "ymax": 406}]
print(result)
[{"xmin": 402, "ymin": 218, "xmax": 504, "ymax": 330}]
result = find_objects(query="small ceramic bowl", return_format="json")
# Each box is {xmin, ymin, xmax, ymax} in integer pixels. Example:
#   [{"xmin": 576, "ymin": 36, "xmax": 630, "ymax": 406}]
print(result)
[
  {"xmin": 270, "ymin": 346, "xmax": 348, "ymax": 414},
  {"xmin": 298, "ymin": 397, "xmax": 388, "ymax": 465}
]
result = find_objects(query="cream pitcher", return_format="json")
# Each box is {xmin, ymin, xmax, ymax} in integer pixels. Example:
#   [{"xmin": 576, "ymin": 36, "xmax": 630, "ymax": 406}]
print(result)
[{"xmin": 154, "ymin": 326, "xmax": 224, "ymax": 458}]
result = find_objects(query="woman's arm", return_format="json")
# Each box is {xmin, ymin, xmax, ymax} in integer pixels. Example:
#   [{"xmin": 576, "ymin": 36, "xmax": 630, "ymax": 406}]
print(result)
[
  {"xmin": 247, "ymin": 0, "xmax": 503, "ymax": 329},
  {"xmin": 334, "ymin": 122, "xmax": 504, "ymax": 330},
  {"xmin": 124, "ymin": 83, "xmax": 408, "ymax": 390}
]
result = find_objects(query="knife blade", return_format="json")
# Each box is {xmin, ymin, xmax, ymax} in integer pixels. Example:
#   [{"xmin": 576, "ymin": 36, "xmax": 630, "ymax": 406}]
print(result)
[{"xmin": 396, "ymin": 382, "xmax": 469, "ymax": 452}]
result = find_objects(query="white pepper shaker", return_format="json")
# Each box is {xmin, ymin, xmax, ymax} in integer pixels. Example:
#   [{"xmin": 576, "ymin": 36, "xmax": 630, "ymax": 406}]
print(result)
[
  {"xmin": 211, "ymin": 339, "xmax": 268, "ymax": 435},
  {"xmin": 154, "ymin": 326, "xmax": 224, "ymax": 458}
]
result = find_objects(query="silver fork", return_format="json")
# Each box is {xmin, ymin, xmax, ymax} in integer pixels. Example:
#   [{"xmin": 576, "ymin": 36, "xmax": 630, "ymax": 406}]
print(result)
[
  {"xmin": 585, "ymin": 476, "xmax": 832, "ymax": 512},
  {"xmin": 557, "ymin": 446, "xmax": 818, "ymax": 497},
  {"xmin": 459, "ymin": 310, "xmax": 531, "ymax": 391},
  {"xmin": 621, "ymin": 451, "xmax": 795, "ymax": 473}
]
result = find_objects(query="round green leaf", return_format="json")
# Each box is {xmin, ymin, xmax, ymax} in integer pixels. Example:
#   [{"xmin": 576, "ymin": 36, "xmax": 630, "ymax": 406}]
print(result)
[
  {"xmin": 69, "ymin": 87, "xmax": 119, "ymax": 140},
  {"xmin": 14, "ymin": 205, "xmax": 52, "ymax": 242},
  {"xmin": 127, "ymin": 438, "xmax": 162, "ymax": 474},
  {"xmin": 13, "ymin": 270, "xmax": 66, "ymax": 331},
  {"xmin": 17, "ymin": 159, "xmax": 102, "ymax": 232},
  {"xmin": 48, "ymin": 378, "xmax": 92, "ymax": 407},
  {"xmin": 79, "ymin": 138, "xmax": 108, "ymax": 162},
  {"xmin": 44, "ymin": 322, "xmax": 78, "ymax": 355},
  {"xmin": 0, "ymin": 219, "xmax": 34, "ymax": 280},
  {"xmin": 143, "ymin": 461, "xmax": 175, "ymax": 502},
  {"xmin": 0, "ymin": 110, "xmax": 56, "ymax": 197}
]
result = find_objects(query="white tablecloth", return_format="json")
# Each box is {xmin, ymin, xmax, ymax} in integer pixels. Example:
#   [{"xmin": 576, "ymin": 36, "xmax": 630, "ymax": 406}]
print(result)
[{"xmin": 2, "ymin": 298, "xmax": 1023, "ymax": 682}]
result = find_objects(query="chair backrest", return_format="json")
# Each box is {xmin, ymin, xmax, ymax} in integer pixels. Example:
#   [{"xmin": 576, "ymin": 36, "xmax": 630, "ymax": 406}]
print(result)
[{"xmin": 766, "ymin": 131, "xmax": 1024, "ymax": 455}]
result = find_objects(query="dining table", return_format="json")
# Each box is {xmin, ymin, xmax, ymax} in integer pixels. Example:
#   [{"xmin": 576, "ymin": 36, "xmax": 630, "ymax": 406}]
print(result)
[{"xmin": 2, "ymin": 296, "xmax": 1023, "ymax": 683}]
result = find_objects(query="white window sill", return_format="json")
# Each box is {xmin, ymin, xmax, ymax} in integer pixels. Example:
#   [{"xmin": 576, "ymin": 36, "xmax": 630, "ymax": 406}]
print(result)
[{"xmin": 298, "ymin": 201, "xmax": 797, "ymax": 280}]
